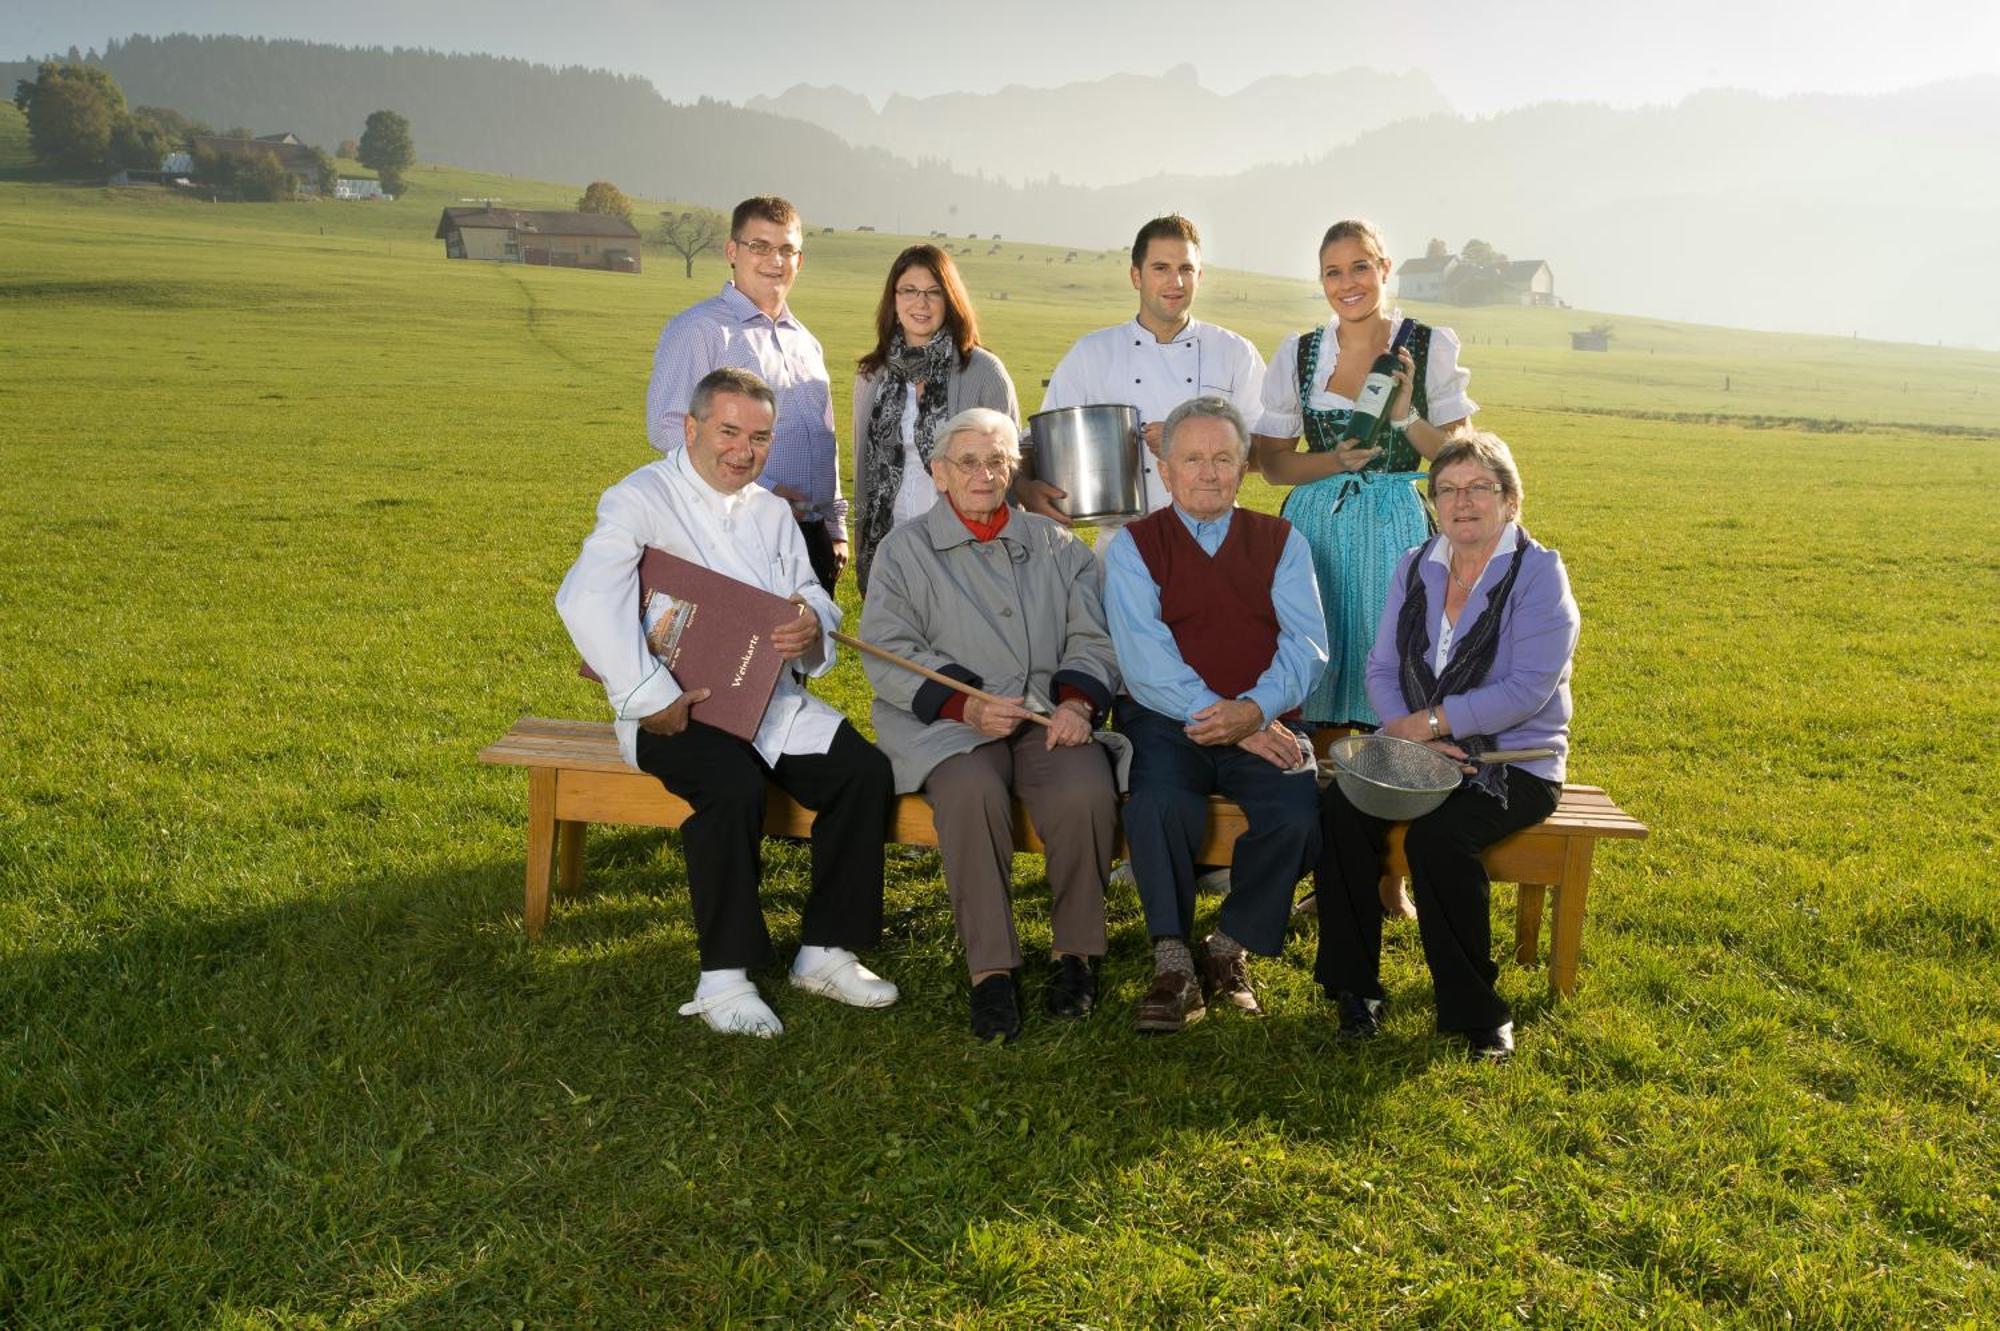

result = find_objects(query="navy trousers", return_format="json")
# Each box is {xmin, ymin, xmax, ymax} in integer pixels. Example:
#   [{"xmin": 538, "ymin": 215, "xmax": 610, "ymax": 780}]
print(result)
[{"xmin": 1116, "ymin": 699, "xmax": 1321, "ymax": 956}]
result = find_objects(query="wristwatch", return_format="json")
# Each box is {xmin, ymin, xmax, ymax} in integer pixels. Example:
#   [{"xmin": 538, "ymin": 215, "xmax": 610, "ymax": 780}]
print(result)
[
  {"xmin": 1391, "ymin": 407, "xmax": 1422, "ymax": 432},
  {"xmin": 1426, "ymin": 706, "xmax": 1441, "ymax": 738}
]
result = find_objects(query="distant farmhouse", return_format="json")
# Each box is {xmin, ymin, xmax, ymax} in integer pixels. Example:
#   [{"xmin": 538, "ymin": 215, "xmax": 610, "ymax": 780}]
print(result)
[
  {"xmin": 435, "ymin": 207, "xmax": 642, "ymax": 272},
  {"xmin": 1395, "ymin": 254, "xmax": 1459, "ymax": 302},
  {"xmin": 194, "ymin": 132, "xmax": 319, "ymax": 178},
  {"xmin": 1398, "ymin": 252, "xmax": 1556, "ymax": 307}
]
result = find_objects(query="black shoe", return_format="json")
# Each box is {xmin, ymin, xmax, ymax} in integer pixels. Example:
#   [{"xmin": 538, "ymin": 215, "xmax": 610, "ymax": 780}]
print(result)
[
  {"xmin": 1334, "ymin": 991, "xmax": 1385, "ymax": 1041},
  {"xmin": 970, "ymin": 974, "xmax": 1021, "ymax": 1043},
  {"xmin": 1045, "ymin": 954, "xmax": 1097, "ymax": 1019},
  {"xmin": 1464, "ymin": 1022, "xmax": 1514, "ymax": 1062}
]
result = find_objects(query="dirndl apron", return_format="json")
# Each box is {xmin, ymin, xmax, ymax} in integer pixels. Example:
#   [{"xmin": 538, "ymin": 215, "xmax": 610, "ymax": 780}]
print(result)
[{"xmin": 1279, "ymin": 321, "xmax": 1435, "ymax": 727}]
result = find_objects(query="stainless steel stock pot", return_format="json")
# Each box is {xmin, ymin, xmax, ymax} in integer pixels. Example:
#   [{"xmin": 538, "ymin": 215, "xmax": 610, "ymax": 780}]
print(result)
[{"xmin": 1022, "ymin": 404, "xmax": 1144, "ymax": 524}]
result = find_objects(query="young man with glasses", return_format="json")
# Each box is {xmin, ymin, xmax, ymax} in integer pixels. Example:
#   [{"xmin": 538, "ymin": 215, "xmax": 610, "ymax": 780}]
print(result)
[{"xmin": 645, "ymin": 196, "xmax": 848, "ymax": 592}]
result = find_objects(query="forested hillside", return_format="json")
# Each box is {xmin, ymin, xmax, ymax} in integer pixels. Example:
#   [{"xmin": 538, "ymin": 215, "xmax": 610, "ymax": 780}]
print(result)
[{"xmin": 71, "ymin": 33, "xmax": 1029, "ymax": 231}]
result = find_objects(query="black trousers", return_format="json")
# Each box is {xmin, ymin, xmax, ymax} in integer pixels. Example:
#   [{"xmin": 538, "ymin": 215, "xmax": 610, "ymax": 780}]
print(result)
[
  {"xmin": 1314, "ymin": 766, "xmax": 1559, "ymax": 1032},
  {"xmin": 798, "ymin": 518, "xmax": 841, "ymax": 597},
  {"xmin": 635, "ymin": 719, "xmax": 892, "ymax": 970}
]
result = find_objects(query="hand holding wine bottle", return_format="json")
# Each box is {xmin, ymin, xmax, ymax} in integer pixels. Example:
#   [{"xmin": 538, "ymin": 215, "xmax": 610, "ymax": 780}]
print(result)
[{"xmin": 1339, "ymin": 320, "xmax": 1421, "ymax": 453}]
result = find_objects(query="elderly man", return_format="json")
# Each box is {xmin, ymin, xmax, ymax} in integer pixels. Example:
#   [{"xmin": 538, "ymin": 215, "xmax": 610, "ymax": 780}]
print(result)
[
  {"xmin": 1022, "ymin": 215, "xmax": 1266, "ymax": 524},
  {"xmin": 1103, "ymin": 397, "xmax": 1328, "ymax": 1033},
  {"xmin": 860, "ymin": 408, "xmax": 1120, "ymax": 1042},
  {"xmin": 559, "ymin": 367, "xmax": 898, "ymax": 1039},
  {"xmin": 645, "ymin": 196, "xmax": 847, "ymax": 593}
]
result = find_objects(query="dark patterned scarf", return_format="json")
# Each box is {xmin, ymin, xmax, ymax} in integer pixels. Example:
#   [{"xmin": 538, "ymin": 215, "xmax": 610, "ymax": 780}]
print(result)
[
  {"xmin": 856, "ymin": 331, "xmax": 956, "ymax": 592},
  {"xmin": 1395, "ymin": 533, "xmax": 1529, "ymax": 804}
]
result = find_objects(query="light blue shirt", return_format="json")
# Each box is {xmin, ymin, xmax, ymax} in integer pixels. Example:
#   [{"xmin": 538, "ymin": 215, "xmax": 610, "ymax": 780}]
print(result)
[
  {"xmin": 644, "ymin": 282, "xmax": 846, "ymax": 540},
  {"xmin": 1103, "ymin": 506, "xmax": 1328, "ymax": 725}
]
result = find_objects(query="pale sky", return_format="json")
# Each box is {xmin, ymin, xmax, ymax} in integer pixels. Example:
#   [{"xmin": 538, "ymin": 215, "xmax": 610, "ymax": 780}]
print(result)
[{"xmin": 8, "ymin": 0, "xmax": 1998, "ymax": 114}]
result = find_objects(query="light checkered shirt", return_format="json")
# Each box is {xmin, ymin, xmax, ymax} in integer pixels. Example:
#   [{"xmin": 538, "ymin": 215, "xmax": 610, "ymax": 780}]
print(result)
[{"xmin": 644, "ymin": 282, "xmax": 846, "ymax": 540}]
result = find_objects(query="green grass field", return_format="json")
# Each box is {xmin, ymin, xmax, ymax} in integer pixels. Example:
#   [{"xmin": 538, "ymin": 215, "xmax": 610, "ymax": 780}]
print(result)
[{"xmin": 3, "ymin": 106, "xmax": 1998, "ymax": 1325}]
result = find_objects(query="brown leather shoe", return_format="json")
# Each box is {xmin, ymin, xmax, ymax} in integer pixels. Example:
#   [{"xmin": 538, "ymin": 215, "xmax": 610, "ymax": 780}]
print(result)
[
  {"xmin": 1201, "ymin": 937, "xmax": 1262, "ymax": 1016},
  {"xmin": 1134, "ymin": 969, "xmax": 1206, "ymax": 1034}
]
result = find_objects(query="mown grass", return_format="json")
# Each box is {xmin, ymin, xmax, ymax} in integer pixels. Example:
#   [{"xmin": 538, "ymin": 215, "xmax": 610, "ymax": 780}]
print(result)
[{"xmin": 2, "ymin": 129, "xmax": 1998, "ymax": 1326}]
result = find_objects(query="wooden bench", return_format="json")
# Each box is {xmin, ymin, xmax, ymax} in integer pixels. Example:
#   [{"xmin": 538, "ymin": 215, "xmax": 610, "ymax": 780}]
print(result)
[{"xmin": 480, "ymin": 717, "xmax": 1647, "ymax": 997}]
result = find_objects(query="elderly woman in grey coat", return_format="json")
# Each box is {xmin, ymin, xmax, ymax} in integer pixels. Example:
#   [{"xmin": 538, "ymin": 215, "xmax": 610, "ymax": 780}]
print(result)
[{"xmin": 859, "ymin": 407, "xmax": 1120, "ymax": 1043}]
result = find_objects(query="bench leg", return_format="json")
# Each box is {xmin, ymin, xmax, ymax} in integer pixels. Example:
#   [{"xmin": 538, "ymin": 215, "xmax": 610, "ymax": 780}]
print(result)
[
  {"xmin": 557, "ymin": 820, "xmax": 586, "ymax": 895},
  {"xmin": 1547, "ymin": 839, "xmax": 1595, "ymax": 999},
  {"xmin": 525, "ymin": 768, "xmax": 557, "ymax": 940},
  {"xmin": 1514, "ymin": 883, "xmax": 1546, "ymax": 966}
]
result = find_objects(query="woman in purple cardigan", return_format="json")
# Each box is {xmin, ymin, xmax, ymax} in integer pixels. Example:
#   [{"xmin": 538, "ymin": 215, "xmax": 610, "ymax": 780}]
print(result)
[{"xmin": 1314, "ymin": 433, "xmax": 1579, "ymax": 1061}]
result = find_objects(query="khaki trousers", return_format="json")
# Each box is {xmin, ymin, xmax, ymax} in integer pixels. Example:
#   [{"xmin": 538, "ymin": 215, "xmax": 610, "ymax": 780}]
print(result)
[{"xmin": 923, "ymin": 730, "xmax": 1116, "ymax": 976}]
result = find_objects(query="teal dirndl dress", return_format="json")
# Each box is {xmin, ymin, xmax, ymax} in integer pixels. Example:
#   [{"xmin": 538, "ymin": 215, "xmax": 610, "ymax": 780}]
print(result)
[{"xmin": 1280, "ymin": 322, "xmax": 1436, "ymax": 728}]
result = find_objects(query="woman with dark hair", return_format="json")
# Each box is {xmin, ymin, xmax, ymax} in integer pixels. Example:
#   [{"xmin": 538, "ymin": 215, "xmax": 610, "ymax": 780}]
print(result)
[
  {"xmin": 851, "ymin": 245, "xmax": 1019, "ymax": 594},
  {"xmin": 1313, "ymin": 433, "xmax": 1579, "ymax": 1062}
]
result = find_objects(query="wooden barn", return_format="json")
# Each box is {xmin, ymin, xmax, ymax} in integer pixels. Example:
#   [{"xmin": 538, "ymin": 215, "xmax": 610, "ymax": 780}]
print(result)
[{"xmin": 434, "ymin": 207, "xmax": 642, "ymax": 272}]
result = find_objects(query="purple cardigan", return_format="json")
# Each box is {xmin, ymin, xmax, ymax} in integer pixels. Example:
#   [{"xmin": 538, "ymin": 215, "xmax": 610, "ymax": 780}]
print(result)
[{"xmin": 1364, "ymin": 525, "xmax": 1580, "ymax": 784}]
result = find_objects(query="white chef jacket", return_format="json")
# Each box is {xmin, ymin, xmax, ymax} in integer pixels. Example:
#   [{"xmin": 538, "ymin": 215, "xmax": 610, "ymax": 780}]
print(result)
[
  {"xmin": 555, "ymin": 449, "xmax": 846, "ymax": 770},
  {"xmin": 1040, "ymin": 317, "xmax": 1266, "ymax": 515}
]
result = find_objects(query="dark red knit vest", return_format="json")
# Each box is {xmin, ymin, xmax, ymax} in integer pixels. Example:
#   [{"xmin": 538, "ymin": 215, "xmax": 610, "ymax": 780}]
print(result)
[{"xmin": 1127, "ymin": 506, "xmax": 1291, "ymax": 701}]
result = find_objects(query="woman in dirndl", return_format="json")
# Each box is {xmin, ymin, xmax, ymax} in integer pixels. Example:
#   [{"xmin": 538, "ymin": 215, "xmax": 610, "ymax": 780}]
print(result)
[{"xmin": 1251, "ymin": 219, "xmax": 1479, "ymax": 733}]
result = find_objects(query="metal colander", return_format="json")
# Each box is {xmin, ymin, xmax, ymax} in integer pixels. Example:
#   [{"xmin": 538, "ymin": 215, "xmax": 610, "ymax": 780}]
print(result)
[{"xmin": 1325, "ymin": 734, "xmax": 1465, "ymax": 821}]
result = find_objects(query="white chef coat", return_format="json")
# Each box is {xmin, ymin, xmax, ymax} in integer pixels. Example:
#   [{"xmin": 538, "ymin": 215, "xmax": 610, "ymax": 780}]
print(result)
[
  {"xmin": 1041, "ymin": 317, "xmax": 1266, "ymax": 515},
  {"xmin": 555, "ymin": 449, "xmax": 846, "ymax": 770}
]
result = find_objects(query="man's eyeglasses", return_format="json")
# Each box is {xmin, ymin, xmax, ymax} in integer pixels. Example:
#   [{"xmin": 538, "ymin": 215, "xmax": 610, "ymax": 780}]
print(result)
[
  {"xmin": 941, "ymin": 454, "xmax": 1012, "ymax": 478},
  {"xmin": 895, "ymin": 285, "xmax": 946, "ymax": 303},
  {"xmin": 1433, "ymin": 482, "xmax": 1505, "ymax": 502},
  {"xmin": 735, "ymin": 238, "xmax": 802, "ymax": 261}
]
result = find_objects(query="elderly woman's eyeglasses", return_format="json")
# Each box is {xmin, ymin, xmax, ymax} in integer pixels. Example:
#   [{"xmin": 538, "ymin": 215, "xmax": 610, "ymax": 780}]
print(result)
[
  {"xmin": 941, "ymin": 453, "xmax": 1012, "ymax": 478},
  {"xmin": 1434, "ymin": 482, "xmax": 1505, "ymax": 502},
  {"xmin": 736, "ymin": 238, "xmax": 802, "ymax": 261}
]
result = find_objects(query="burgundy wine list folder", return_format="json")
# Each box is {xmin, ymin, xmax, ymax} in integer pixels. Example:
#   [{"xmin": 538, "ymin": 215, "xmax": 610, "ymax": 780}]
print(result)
[{"xmin": 578, "ymin": 547, "xmax": 799, "ymax": 742}]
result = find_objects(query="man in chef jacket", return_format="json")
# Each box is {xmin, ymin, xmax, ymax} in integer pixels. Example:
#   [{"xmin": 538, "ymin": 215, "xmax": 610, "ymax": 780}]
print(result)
[
  {"xmin": 1023, "ymin": 215, "xmax": 1266, "ymax": 525},
  {"xmin": 558, "ymin": 367, "xmax": 900, "ymax": 1040}
]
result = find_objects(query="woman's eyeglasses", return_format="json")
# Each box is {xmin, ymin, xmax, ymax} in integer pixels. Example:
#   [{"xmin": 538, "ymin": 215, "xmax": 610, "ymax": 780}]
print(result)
[
  {"xmin": 895, "ymin": 285, "xmax": 946, "ymax": 303},
  {"xmin": 941, "ymin": 454, "xmax": 1012, "ymax": 478},
  {"xmin": 1433, "ymin": 482, "xmax": 1504, "ymax": 502}
]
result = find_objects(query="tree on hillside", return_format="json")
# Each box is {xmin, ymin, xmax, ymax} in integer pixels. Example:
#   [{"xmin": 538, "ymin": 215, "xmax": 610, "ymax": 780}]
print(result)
[
  {"xmin": 307, "ymin": 145, "xmax": 338, "ymax": 195},
  {"xmin": 338, "ymin": 138, "xmax": 358, "ymax": 159},
  {"xmin": 578, "ymin": 180, "xmax": 633, "ymax": 220},
  {"xmin": 358, "ymin": 109, "xmax": 414, "ymax": 196},
  {"xmin": 108, "ymin": 111, "xmax": 175, "ymax": 171},
  {"xmin": 13, "ymin": 62, "xmax": 127, "ymax": 171},
  {"xmin": 1459, "ymin": 238, "xmax": 1507, "ymax": 266},
  {"xmin": 235, "ymin": 149, "xmax": 297, "ymax": 202},
  {"xmin": 655, "ymin": 207, "xmax": 727, "ymax": 279},
  {"xmin": 131, "ymin": 105, "xmax": 202, "ymax": 149},
  {"xmin": 1425, "ymin": 237, "xmax": 1449, "ymax": 259}
]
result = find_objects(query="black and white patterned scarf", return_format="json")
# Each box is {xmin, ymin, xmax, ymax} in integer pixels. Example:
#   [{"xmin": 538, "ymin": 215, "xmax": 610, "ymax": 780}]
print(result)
[
  {"xmin": 1395, "ymin": 533, "xmax": 1529, "ymax": 804},
  {"xmin": 856, "ymin": 331, "xmax": 956, "ymax": 593}
]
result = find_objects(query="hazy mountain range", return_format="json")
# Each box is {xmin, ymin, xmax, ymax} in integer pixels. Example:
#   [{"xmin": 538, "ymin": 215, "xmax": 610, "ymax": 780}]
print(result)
[
  {"xmin": 11, "ymin": 34, "xmax": 1997, "ymax": 346},
  {"xmin": 745, "ymin": 64, "xmax": 1453, "ymax": 186}
]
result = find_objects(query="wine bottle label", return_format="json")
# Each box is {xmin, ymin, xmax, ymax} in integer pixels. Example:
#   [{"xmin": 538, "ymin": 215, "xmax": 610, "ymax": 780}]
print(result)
[{"xmin": 1353, "ymin": 372, "xmax": 1395, "ymax": 414}]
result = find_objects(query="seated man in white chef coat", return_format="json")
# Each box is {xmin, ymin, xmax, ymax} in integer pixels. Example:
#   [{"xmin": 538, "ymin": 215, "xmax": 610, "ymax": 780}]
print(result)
[
  {"xmin": 1022, "ymin": 214, "xmax": 1266, "ymax": 525},
  {"xmin": 556, "ymin": 367, "xmax": 899, "ymax": 1040}
]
